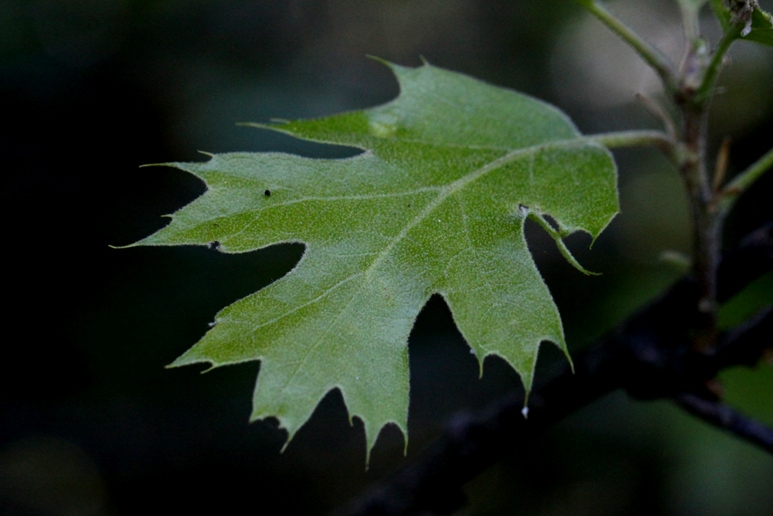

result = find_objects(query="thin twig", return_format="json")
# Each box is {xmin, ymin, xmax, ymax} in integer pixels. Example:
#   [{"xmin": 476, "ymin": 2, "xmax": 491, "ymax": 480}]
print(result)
[
  {"xmin": 635, "ymin": 93, "xmax": 678, "ymax": 139},
  {"xmin": 578, "ymin": 1, "xmax": 677, "ymax": 93},
  {"xmin": 712, "ymin": 136, "xmax": 732, "ymax": 192},
  {"xmin": 715, "ymin": 306, "xmax": 773, "ymax": 369},
  {"xmin": 718, "ymin": 146, "xmax": 773, "ymax": 215},
  {"xmin": 717, "ymin": 222, "xmax": 773, "ymax": 301},
  {"xmin": 674, "ymin": 393, "xmax": 773, "ymax": 454}
]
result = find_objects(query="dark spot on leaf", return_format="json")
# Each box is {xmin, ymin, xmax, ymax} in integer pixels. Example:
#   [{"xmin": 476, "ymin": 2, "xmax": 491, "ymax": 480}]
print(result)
[{"xmin": 264, "ymin": 189, "xmax": 271, "ymax": 197}]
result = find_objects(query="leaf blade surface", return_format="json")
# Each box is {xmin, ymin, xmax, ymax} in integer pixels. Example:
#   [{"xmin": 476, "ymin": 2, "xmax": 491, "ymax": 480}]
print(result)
[{"xmin": 137, "ymin": 62, "xmax": 619, "ymax": 458}]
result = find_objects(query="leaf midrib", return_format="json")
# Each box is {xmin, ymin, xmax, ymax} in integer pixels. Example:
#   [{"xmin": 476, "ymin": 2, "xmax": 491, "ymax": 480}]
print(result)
[{"xmin": 209, "ymin": 137, "xmax": 590, "ymax": 249}]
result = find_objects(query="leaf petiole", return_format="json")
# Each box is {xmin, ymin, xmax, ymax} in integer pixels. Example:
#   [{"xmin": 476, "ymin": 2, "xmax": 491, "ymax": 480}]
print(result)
[{"xmin": 587, "ymin": 130, "xmax": 678, "ymax": 161}]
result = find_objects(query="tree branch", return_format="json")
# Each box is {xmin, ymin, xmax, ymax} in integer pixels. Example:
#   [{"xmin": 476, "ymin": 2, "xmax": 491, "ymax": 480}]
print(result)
[
  {"xmin": 674, "ymin": 393, "xmax": 773, "ymax": 454},
  {"xmin": 336, "ymin": 222, "xmax": 773, "ymax": 516}
]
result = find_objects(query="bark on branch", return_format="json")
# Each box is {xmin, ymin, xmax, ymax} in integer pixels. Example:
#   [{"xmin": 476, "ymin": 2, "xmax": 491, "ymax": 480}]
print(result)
[{"xmin": 337, "ymin": 222, "xmax": 773, "ymax": 516}]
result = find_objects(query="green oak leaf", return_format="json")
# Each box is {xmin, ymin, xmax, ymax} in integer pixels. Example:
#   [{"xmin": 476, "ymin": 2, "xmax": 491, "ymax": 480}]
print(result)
[{"xmin": 135, "ymin": 62, "xmax": 618, "ymax": 460}]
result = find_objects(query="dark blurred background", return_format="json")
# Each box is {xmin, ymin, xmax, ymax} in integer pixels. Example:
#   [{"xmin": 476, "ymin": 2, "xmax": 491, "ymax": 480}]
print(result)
[{"xmin": 1, "ymin": 0, "xmax": 772, "ymax": 514}]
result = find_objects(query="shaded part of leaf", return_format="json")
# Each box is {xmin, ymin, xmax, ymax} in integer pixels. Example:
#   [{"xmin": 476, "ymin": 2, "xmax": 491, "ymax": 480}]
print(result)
[{"xmin": 271, "ymin": 62, "xmax": 581, "ymax": 151}]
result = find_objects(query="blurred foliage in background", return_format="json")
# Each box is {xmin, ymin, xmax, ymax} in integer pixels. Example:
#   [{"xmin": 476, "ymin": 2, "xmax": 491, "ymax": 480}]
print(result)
[{"xmin": 1, "ymin": 0, "xmax": 771, "ymax": 514}]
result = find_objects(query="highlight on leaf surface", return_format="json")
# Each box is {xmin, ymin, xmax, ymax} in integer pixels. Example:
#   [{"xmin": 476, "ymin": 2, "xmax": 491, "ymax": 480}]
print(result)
[{"xmin": 133, "ymin": 61, "xmax": 619, "ymax": 462}]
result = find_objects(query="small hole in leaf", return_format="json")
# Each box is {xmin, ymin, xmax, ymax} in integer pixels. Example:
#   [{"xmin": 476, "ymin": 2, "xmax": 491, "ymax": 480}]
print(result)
[{"xmin": 264, "ymin": 189, "xmax": 271, "ymax": 197}]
